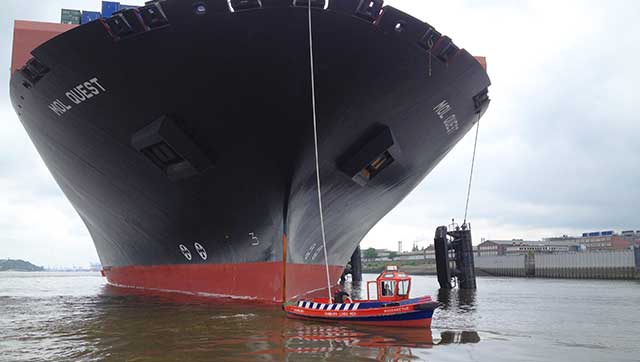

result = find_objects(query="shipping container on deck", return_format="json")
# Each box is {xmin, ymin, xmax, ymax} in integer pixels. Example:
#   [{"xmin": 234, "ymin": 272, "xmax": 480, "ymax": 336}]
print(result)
[
  {"xmin": 81, "ymin": 11, "xmax": 102, "ymax": 24},
  {"xmin": 102, "ymin": 1, "xmax": 120, "ymax": 18},
  {"xmin": 61, "ymin": 9, "xmax": 81, "ymax": 24}
]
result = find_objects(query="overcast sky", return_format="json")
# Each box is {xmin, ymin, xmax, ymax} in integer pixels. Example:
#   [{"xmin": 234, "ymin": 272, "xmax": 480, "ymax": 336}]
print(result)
[{"xmin": 1, "ymin": 0, "xmax": 639, "ymax": 267}]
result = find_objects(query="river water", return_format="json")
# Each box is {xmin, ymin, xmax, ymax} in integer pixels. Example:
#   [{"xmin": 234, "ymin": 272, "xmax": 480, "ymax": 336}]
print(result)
[{"xmin": 0, "ymin": 272, "xmax": 638, "ymax": 362}]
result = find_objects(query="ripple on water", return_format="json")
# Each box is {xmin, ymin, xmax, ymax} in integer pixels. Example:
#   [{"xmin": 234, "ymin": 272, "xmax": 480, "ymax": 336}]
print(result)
[{"xmin": 1, "ymin": 272, "xmax": 639, "ymax": 361}]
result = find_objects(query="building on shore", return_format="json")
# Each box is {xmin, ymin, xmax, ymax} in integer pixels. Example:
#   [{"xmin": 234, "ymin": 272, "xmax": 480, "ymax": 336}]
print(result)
[
  {"xmin": 366, "ymin": 230, "xmax": 640, "ymax": 263},
  {"xmin": 425, "ymin": 245, "xmax": 435, "ymax": 261},
  {"xmin": 477, "ymin": 230, "xmax": 639, "ymax": 256},
  {"xmin": 476, "ymin": 239, "xmax": 577, "ymax": 256},
  {"xmin": 364, "ymin": 247, "xmax": 433, "ymax": 263},
  {"xmin": 394, "ymin": 251, "xmax": 427, "ymax": 261},
  {"xmin": 621, "ymin": 230, "xmax": 640, "ymax": 238},
  {"xmin": 547, "ymin": 230, "xmax": 638, "ymax": 252}
]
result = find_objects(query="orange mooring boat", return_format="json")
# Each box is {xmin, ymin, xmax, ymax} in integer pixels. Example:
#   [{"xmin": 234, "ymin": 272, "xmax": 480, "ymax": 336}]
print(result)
[{"xmin": 284, "ymin": 266, "xmax": 439, "ymax": 328}]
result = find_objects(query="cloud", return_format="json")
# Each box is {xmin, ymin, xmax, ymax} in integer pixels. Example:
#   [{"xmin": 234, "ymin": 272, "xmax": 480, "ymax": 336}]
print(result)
[
  {"xmin": 362, "ymin": 0, "xmax": 640, "ymax": 250},
  {"xmin": 0, "ymin": 2, "xmax": 145, "ymax": 267},
  {"xmin": 0, "ymin": 107, "xmax": 96, "ymax": 267}
]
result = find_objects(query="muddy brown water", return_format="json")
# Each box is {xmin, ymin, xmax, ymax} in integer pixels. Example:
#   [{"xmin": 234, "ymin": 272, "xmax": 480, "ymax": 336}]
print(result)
[{"xmin": 1, "ymin": 272, "xmax": 638, "ymax": 361}]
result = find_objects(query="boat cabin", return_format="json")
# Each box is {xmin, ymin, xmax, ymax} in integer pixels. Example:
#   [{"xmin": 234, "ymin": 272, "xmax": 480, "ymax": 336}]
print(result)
[{"xmin": 367, "ymin": 265, "xmax": 412, "ymax": 302}]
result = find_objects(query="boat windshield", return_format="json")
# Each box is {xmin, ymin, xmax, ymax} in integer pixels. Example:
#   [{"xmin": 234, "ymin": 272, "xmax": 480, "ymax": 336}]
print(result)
[
  {"xmin": 398, "ymin": 280, "xmax": 410, "ymax": 296},
  {"xmin": 381, "ymin": 280, "xmax": 395, "ymax": 296}
]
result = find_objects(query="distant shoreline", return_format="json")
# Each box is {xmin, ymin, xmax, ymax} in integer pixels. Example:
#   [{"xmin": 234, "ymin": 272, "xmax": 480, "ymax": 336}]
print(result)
[{"xmin": 0, "ymin": 259, "xmax": 44, "ymax": 272}]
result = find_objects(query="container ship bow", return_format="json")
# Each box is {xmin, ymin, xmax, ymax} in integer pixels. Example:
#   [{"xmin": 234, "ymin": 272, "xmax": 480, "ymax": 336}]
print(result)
[{"xmin": 10, "ymin": 0, "xmax": 491, "ymax": 302}]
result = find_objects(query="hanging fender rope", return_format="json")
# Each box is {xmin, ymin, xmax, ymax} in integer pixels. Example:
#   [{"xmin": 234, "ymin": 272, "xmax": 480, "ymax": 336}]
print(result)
[
  {"xmin": 307, "ymin": 0, "xmax": 333, "ymax": 303},
  {"xmin": 463, "ymin": 119, "xmax": 481, "ymax": 226}
]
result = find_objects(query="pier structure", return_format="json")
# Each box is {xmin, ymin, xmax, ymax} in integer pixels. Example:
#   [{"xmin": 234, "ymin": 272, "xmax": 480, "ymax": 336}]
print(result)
[
  {"xmin": 340, "ymin": 245, "xmax": 363, "ymax": 284},
  {"xmin": 635, "ymin": 245, "xmax": 640, "ymax": 280},
  {"xmin": 434, "ymin": 222, "xmax": 477, "ymax": 289},
  {"xmin": 350, "ymin": 246, "xmax": 362, "ymax": 282}
]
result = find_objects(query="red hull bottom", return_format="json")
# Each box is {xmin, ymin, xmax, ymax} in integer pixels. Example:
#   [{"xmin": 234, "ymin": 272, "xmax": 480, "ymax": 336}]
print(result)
[
  {"xmin": 103, "ymin": 262, "xmax": 344, "ymax": 302},
  {"xmin": 286, "ymin": 313, "xmax": 433, "ymax": 328}
]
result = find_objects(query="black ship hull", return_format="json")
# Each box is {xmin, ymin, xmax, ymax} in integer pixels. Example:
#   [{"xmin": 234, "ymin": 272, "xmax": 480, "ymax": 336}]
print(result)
[{"xmin": 10, "ymin": 0, "xmax": 490, "ymax": 301}]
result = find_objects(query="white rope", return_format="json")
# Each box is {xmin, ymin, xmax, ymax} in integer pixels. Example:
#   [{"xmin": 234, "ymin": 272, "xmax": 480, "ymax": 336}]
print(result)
[
  {"xmin": 307, "ymin": 0, "xmax": 333, "ymax": 303},
  {"xmin": 463, "ymin": 119, "xmax": 480, "ymax": 226}
]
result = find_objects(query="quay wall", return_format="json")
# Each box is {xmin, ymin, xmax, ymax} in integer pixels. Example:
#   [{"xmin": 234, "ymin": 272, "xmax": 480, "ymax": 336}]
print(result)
[
  {"xmin": 475, "ymin": 250, "xmax": 639, "ymax": 280},
  {"xmin": 474, "ymin": 255, "xmax": 526, "ymax": 277}
]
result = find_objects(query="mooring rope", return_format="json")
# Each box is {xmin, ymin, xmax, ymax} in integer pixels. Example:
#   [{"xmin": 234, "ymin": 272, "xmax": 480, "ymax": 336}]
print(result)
[
  {"xmin": 463, "ymin": 119, "xmax": 481, "ymax": 226},
  {"xmin": 307, "ymin": 0, "xmax": 333, "ymax": 303}
]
